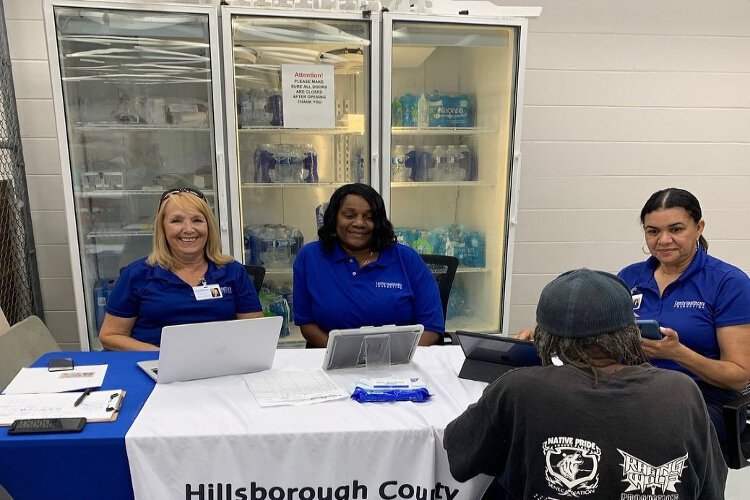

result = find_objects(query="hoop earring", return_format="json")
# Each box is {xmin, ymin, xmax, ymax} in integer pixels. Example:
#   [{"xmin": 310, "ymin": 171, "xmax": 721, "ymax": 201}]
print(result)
[{"xmin": 641, "ymin": 245, "xmax": 650, "ymax": 255}]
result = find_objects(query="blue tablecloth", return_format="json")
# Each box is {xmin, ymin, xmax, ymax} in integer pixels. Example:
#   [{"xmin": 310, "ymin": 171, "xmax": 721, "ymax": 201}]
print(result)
[{"xmin": 0, "ymin": 351, "xmax": 158, "ymax": 500}]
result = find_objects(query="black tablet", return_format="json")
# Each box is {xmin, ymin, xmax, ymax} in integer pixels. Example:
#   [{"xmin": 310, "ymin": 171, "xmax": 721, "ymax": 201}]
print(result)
[{"xmin": 455, "ymin": 331, "xmax": 542, "ymax": 383}]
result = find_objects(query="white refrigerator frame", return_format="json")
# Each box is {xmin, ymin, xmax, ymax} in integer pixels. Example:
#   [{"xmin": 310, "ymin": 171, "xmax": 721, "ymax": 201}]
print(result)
[
  {"xmin": 380, "ymin": 11, "xmax": 530, "ymax": 335},
  {"xmin": 43, "ymin": 0, "xmax": 229, "ymax": 349},
  {"xmin": 221, "ymin": 6, "xmax": 382, "ymax": 260}
]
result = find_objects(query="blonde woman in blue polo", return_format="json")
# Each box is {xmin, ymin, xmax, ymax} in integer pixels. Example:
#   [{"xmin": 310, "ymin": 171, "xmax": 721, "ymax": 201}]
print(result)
[
  {"xmin": 293, "ymin": 184, "xmax": 444, "ymax": 348},
  {"xmin": 100, "ymin": 188, "xmax": 263, "ymax": 350}
]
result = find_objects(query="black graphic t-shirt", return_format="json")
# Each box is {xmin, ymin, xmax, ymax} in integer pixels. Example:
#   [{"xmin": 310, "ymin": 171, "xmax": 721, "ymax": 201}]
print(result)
[{"xmin": 443, "ymin": 364, "xmax": 727, "ymax": 499}]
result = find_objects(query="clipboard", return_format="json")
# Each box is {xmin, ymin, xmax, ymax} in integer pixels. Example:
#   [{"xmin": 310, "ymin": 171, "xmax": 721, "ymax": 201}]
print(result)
[{"xmin": 0, "ymin": 389, "xmax": 126, "ymax": 426}]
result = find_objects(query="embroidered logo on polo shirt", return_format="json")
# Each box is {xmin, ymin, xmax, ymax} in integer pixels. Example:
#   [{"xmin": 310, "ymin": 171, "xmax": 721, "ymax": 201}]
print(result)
[
  {"xmin": 673, "ymin": 300, "xmax": 704, "ymax": 309},
  {"xmin": 618, "ymin": 449, "xmax": 688, "ymax": 496},
  {"xmin": 221, "ymin": 286, "xmax": 233, "ymax": 295},
  {"xmin": 542, "ymin": 436, "xmax": 600, "ymax": 496},
  {"xmin": 375, "ymin": 281, "xmax": 403, "ymax": 290}
]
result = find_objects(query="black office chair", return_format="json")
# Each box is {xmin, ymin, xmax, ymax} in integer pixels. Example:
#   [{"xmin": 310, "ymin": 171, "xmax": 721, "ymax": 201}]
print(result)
[
  {"xmin": 420, "ymin": 254, "xmax": 459, "ymax": 345},
  {"xmin": 722, "ymin": 385, "xmax": 750, "ymax": 469},
  {"xmin": 243, "ymin": 265, "xmax": 266, "ymax": 294}
]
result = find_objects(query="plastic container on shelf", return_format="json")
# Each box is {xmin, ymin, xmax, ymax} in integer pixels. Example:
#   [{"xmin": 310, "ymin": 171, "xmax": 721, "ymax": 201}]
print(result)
[
  {"xmin": 244, "ymin": 224, "xmax": 304, "ymax": 267},
  {"xmin": 253, "ymin": 144, "xmax": 276, "ymax": 183},
  {"xmin": 426, "ymin": 92, "xmax": 474, "ymax": 128},
  {"xmin": 399, "ymin": 93, "xmax": 419, "ymax": 127},
  {"xmin": 390, "ymin": 144, "xmax": 408, "ymax": 182},
  {"xmin": 426, "ymin": 224, "xmax": 486, "ymax": 268},
  {"xmin": 274, "ymin": 145, "xmax": 303, "ymax": 183}
]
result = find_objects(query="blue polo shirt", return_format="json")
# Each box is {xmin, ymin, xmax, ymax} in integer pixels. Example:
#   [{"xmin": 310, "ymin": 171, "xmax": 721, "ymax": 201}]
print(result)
[
  {"xmin": 293, "ymin": 241, "xmax": 444, "ymax": 335},
  {"xmin": 618, "ymin": 249, "xmax": 750, "ymax": 379},
  {"xmin": 107, "ymin": 257, "xmax": 262, "ymax": 346}
]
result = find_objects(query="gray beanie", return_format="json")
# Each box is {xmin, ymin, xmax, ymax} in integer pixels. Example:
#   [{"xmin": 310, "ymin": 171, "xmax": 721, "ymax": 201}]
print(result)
[{"xmin": 536, "ymin": 268, "xmax": 635, "ymax": 338}]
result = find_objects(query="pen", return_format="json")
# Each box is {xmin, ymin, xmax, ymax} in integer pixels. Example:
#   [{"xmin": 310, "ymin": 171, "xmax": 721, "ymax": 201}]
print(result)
[{"xmin": 74, "ymin": 387, "xmax": 94, "ymax": 407}]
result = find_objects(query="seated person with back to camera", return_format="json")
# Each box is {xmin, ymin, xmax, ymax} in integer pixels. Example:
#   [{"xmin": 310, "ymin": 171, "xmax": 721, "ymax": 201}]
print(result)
[
  {"xmin": 99, "ymin": 187, "xmax": 263, "ymax": 351},
  {"xmin": 445, "ymin": 269, "xmax": 726, "ymax": 499},
  {"xmin": 293, "ymin": 183, "xmax": 444, "ymax": 347}
]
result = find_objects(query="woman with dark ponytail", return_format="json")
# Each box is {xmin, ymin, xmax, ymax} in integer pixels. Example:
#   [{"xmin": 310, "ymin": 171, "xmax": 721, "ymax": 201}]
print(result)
[{"xmin": 618, "ymin": 188, "xmax": 750, "ymax": 446}]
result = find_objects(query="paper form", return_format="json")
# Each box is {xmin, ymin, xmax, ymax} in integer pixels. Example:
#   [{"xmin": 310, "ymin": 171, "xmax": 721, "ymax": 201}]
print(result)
[{"xmin": 243, "ymin": 369, "xmax": 348, "ymax": 407}]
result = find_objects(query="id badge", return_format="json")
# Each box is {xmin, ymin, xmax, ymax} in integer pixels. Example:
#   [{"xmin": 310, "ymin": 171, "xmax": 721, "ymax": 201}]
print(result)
[
  {"xmin": 193, "ymin": 284, "xmax": 223, "ymax": 301},
  {"xmin": 631, "ymin": 293, "xmax": 643, "ymax": 310}
]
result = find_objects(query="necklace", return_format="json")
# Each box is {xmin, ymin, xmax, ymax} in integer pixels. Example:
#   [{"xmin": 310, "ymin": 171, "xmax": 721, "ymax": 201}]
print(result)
[{"xmin": 360, "ymin": 251, "xmax": 376, "ymax": 268}]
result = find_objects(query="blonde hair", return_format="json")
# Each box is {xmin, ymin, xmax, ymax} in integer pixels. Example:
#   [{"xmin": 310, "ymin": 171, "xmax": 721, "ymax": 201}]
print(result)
[{"xmin": 147, "ymin": 192, "xmax": 233, "ymax": 270}]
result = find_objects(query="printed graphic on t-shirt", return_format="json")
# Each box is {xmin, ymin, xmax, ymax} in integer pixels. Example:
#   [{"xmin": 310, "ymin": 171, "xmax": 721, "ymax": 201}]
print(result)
[
  {"xmin": 542, "ymin": 437, "xmax": 601, "ymax": 497},
  {"xmin": 618, "ymin": 449, "xmax": 688, "ymax": 496}
]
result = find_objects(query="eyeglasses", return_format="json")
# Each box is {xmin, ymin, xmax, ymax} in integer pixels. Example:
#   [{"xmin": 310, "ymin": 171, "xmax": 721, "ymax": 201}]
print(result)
[{"xmin": 159, "ymin": 187, "xmax": 207, "ymax": 207}]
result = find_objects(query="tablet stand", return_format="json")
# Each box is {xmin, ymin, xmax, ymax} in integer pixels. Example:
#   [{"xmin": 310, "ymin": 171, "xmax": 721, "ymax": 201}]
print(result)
[{"xmin": 363, "ymin": 334, "xmax": 391, "ymax": 379}]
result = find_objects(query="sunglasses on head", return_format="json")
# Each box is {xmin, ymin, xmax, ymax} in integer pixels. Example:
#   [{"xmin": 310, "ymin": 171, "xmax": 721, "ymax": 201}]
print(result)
[{"xmin": 159, "ymin": 187, "xmax": 207, "ymax": 207}]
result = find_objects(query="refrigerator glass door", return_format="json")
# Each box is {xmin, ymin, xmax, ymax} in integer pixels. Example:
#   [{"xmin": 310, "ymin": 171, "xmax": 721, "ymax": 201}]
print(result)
[
  {"xmin": 384, "ymin": 19, "xmax": 520, "ymax": 333},
  {"xmin": 51, "ymin": 5, "xmax": 221, "ymax": 348},
  {"xmin": 226, "ymin": 12, "xmax": 375, "ymax": 346}
]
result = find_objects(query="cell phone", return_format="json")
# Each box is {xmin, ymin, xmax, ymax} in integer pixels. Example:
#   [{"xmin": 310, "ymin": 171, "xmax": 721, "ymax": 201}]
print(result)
[
  {"xmin": 636, "ymin": 319, "xmax": 662, "ymax": 340},
  {"xmin": 9, "ymin": 417, "xmax": 87, "ymax": 434},
  {"xmin": 47, "ymin": 357, "xmax": 74, "ymax": 372}
]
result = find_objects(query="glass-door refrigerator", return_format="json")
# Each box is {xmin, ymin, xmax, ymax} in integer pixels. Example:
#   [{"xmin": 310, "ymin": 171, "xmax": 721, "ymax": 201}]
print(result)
[
  {"xmin": 382, "ymin": 12, "xmax": 528, "ymax": 335},
  {"xmin": 223, "ymin": 7, "xmax": 379, "ymax": 347},
  {"xmin": 44, "ymin": 1, "xmax": 227, "ymax": 349}
]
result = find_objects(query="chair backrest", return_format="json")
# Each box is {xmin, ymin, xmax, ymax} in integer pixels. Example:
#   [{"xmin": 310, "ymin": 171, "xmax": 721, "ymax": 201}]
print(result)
[
  {"xmin": 0, "ymin": 315, "xmax": 61, "ymax": 389},
  {"xmin": 420, "ymin": 254, "xmax": 459, "ymax": 336},
  {"xmin": 243, "ymin": 265, "xmax": 266, "ymax": 294},
  {"xmin": 722, "ymin": 384, "xmax": 750, "ymax": 469}
]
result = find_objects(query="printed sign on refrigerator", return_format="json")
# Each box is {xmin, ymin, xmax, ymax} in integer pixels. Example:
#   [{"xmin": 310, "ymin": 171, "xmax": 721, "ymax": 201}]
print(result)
[{"xmin": 281, "ymin": 64, "xmax": 335, "ymax": 128}]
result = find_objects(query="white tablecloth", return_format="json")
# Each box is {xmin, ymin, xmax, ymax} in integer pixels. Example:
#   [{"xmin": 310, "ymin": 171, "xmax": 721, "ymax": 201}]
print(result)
[{"xmin": 125, "ymin": 346, "xmax": 492, "ymax": 500}]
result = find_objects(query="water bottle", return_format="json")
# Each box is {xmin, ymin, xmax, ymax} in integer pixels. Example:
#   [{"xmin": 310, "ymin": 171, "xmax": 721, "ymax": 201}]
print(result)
[
  {"xmin": 446, "ymin": 144, "xmax": 463, "ymax": 181},
  {"xmin": 417, "ymin": 93, "xmax": 429, "ymax": 128},
  {"xmin": 413, "ymin": 231, "xmax": 433, "ymax": 254},
  {"xmin": 237, "ymin": 90, "xmax": 251, "ymax": 127},
  {"xmin": 353, "ymin": 148, "xmax": 365, "ymax": 183},
  {"xmin": 404, "ymin": 145, "xmax": 417, "ymax": 181},
  {"xmin": 302, "ymin": 144, "xmax": 318, "ymax": 183},
  {"xmin": 265, "ymin": 93, "xmax": 283, "ymax": 126},
  {"xmin": 458, "ymin": 144, "xmax": 475, "ymax": 181},
  {"xmin": 391, "ymin": 145, "xmax": 407, "ymax": 182},
  {"xmin": 432, "ymin": 145, "xmax": 448, "ymax": 182},
  {"xmin": 411, "ymin": 146, "xmax": 430, "ymax": 182},
  {"xmin": 290, "ymin": 145, "xmax": 304, "ymax": 183},
  {"xmin": 391, "ymin": 97, "xmax": 403, "ymax": 127}
]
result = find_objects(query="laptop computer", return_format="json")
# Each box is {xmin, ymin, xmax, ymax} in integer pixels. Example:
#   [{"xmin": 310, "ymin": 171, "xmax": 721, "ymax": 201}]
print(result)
[
  {"xmin": 137, "ymin": 316, "xmax": 283, "ymax": 383},
  {"xmin": 322, "ymin": 324, "xmax": 423, "ymax": 370},
  {"xmin": 455, "ymin": 330, "xmax": 542, "ymax": 383}
]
